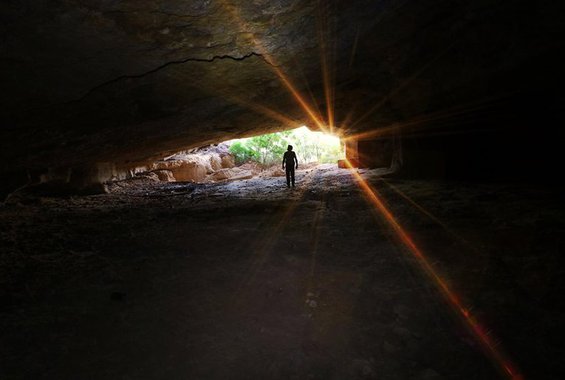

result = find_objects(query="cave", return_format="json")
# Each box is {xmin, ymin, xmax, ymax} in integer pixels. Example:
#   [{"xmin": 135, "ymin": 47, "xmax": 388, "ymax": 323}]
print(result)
[{"xmin": 1, "ymin": 1, "xmax": 564, "ymax": 379}]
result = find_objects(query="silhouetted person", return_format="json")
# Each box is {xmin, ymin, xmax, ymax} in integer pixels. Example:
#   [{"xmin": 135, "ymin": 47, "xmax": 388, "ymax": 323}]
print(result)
[{"xmin": 282, "ymin": 145, "xmax": 298, "ymax": 188}]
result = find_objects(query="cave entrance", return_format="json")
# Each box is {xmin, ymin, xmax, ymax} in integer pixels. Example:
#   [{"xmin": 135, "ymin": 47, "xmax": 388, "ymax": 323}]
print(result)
[
  {"xmin": 226, "ymin": 126, "xmax": 344, "ymax": 167},
  {"xmin": 146, "ymin": 126, "xmax": 344, "ymax": 184}
]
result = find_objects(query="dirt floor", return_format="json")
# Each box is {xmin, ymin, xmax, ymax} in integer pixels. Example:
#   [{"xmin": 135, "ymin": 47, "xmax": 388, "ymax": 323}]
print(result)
[{"xmin": 1, "ymin": 165, "xmax": 564, "ymax": 379}]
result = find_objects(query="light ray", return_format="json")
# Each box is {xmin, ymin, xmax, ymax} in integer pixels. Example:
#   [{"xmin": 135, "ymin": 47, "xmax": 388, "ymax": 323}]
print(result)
[
  {"xmin": 291, "ymin": 56, "xmax": 325, "ymax": 124},
  {"xmin": 343, "ymin": 160, "xmax": 523, "ymax": 380},
  {"xmin": 317, "ymin": 0, "xmax": 336, "ymax": 131},
  {"xmin": 232, "ymin": 169, "xmax": 319, "ymax": 296},
  {"xmin": 348, "ymin": 27, "xmax": 360, "ymax": 70},
  {"xmin": 342, "ymin": 123, "xmax": 401, "ymax": 142},
  {"xmin": 379, "ymin": 177, "xmax": 502, "ymax": 287},
  {"xmin": 380, "ymin": 178, "xmax": 469, "ymax": 242},
  {"xmin": 306, "ymin": 199, "xmax": 325, "ymax": 293},
  {"xmin": 342, "ymin": 94, "xmax": 513, "ymax": 142},
  {"xmin": 173, "ymin": 65, "xmax": 302, "ymax": 130},
  {"xmin": 347, "ymin": 41, "xmax": 456, "ymax": 131},
  {"xmin": 218, "ymin": 0, "xmax": 328, "ymax": 132}
]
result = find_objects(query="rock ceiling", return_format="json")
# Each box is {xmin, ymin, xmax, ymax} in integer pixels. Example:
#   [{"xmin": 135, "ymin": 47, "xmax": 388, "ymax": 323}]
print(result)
[{"xmin": 1, "ymin": 0, "xmax": 563, "ymax": 171}]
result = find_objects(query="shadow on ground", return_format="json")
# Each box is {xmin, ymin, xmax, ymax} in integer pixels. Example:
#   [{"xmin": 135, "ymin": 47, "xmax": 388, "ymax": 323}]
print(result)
[{"xmin": 1, "ymin": 165, "xmax": 564, "ymax": 379}]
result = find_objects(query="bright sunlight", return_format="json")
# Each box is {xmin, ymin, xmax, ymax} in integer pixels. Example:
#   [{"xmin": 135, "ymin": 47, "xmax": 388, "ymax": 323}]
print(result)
[{"xmin": 227, "ymin": 126, "xmax": 343, "ymax": 165}]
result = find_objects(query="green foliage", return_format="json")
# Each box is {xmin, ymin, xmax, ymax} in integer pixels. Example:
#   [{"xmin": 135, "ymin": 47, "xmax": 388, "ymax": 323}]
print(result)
[
  {"xmin": 245, "ymin": 130, "xmax": 291, "ymax": 165},
  {"xmin": 229, "ymin": 141, "xmax": 259, "ymax": 164},
  {"xmin": 228, "ymin": 127, "xmax": 343, "ymax": 166}
]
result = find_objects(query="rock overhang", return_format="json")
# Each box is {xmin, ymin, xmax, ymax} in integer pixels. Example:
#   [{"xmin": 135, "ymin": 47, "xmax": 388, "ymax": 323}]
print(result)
[{"xmin": 1, "ymin": 0, "xmax": 563, "ymax": 175}]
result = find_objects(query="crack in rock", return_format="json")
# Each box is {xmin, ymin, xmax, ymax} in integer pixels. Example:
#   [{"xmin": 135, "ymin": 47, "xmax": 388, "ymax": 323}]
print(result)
[{"xmin": 69, "ymin": 51, "xmax": 273, "ymax": 105}]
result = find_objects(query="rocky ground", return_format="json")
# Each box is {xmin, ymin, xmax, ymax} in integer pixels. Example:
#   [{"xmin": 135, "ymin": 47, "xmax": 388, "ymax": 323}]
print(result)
[
  {"xmin": 134, "ymin": 143, "xmax": 303, "ymax": 185},
  {"xmin": 1, "ymin": 165, "xmax": 564, "ymax": 379}
]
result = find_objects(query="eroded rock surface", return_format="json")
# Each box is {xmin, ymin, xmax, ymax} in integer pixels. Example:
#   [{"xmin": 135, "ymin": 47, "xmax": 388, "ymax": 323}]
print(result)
[
  {"xmin": 148, "ymin": 143, "xmax": 259, "ymax": 182},
  {"xmin": 1, "ymin": 0, "xmax": 563, "ymax": 182}
]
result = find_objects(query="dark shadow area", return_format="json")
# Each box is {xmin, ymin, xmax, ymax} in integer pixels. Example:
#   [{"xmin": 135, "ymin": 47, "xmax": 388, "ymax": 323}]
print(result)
[
  {"xmin": 2, "ymin": 0, "xmax": 565, "ymax": 378},
  {"xmin": 1, "ymin": 167, "xmax": 564, "ymax": 378}
]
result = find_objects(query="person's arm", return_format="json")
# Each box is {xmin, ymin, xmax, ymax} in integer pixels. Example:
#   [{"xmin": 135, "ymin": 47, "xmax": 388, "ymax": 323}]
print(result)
[{"xmin": 294, "ymin": 153, "xmax": 298, "ymax": 169}]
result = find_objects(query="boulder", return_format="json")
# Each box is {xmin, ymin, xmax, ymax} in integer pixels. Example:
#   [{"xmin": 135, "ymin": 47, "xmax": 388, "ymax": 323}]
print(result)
[
  {"xmin": 151, "ymin": 151, "xmax": 236, "ymax": 182},
  {"xmin": 152, "ymin": 170, "xmax": 176, "ymax": 182},
  {"xmin": 172, "ymin": 161, "xmax": 207, "ymax": 182},
  {"xmin": 221, "ymin": 155, "xmax": 235, "ymax": 169},
  {"xmin": 269, "ymin": 168, "xmax": 285, "ymax": 177},
  {"xmin": 209, "ymin": 168, "xmax": 253, "ymax": 181},
  {"xmin": 260, "ymin": 167, "xmax": 285, "ymax": 177},
  {"xmin": 152, "ymin": 158, "xmax": 207, "ymax": 182},
  {"xmin": 209, "ymin": 155, "xmax": 223, "ymax": 171},
  {"xmin": 136, "ymin": 172, "xmax": 160, "ymax": 182}
]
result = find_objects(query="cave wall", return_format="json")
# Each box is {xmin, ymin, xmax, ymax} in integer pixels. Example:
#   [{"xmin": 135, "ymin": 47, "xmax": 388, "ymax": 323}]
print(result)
[
  {"xmin": 343, "ymin": 0, "xmax": 565, "ymax": 181},
  {"xmin": 1, "ymin": 0, "xmax": 564, "ymax": 193},
  {"xmin": 397, "ymin": 85, "xmax": 564, "ymax": 181}
]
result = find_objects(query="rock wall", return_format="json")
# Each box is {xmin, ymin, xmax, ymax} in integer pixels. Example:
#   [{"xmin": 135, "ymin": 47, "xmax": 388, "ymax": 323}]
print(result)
[
  {"xmin": 1, "ymin": 1, "xmax": 563, "ymax": 183},
  {"xmin": 1, "ymin": 163, "xmax": 131, "ymax": 200},
  {"xmin": 150, "ymin": 144, "xmax": 237, "ymax": 182}
]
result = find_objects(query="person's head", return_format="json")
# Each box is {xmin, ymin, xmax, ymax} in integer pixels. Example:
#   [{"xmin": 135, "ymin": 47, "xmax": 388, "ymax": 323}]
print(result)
[{"xmin": 287, "ymin": 145, "xmax": 293, "ymax": 151}]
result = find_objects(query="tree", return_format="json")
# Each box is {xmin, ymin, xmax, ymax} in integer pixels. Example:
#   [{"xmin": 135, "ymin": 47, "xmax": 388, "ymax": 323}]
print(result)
[
  {"xmin": 227, "ymin": 127, "xmax": 343, "ymax": 166},
  {"xmin": 229, "ymin": 141, "xmax": 259, "ymax": 164}
]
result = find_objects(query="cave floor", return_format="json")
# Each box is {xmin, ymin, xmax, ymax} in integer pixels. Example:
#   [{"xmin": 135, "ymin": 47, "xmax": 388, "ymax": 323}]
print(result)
[{"xmin": 1, "ymin": 165, "xmax": 564, "ymax": 379}]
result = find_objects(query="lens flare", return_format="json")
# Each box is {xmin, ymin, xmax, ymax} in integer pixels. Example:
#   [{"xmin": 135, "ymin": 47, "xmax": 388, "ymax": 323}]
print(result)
[
  {"xmin": 218, "ymin": 0, "xmax": 328, "ymax": 133},
  {"xmin": 233, "ymin": 169, "xmax": 319, "ymax": 295},
  {"xmin": 343, "ymin": 160, "xmax": 523, "ymax": 380},
  {"xmin": 342, "ymin": 94, "xmax": 512, "ymax": 142},
  {"xmin": 346, "ymin": 41, "xmax": 455, "ymax": 132},
  {"xmin": 316, "ymin": 0, "xmax": 336, "ymax": 132}
]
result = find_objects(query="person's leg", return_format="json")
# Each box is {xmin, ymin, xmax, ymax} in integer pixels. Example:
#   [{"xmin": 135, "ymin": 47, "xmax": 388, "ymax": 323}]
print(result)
[
  {"xmin": 286, "ymin": 168, "xmax": 291, "ymax": 187},
  {"xmin": 291, "ymin": 168, "xmax": 295, "ymax": 187}
]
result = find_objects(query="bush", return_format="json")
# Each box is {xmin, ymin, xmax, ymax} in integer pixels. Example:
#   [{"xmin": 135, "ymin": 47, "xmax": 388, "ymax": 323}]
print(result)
[{"xmin": 229, "ymin": 141, "xmax": 259, "ymax": 164}]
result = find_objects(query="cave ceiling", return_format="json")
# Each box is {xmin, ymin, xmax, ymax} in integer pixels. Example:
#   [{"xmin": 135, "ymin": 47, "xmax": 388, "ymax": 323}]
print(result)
[{"xmin": 1, "ymin": 0, "xmax": 563, "ymax": 171}]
